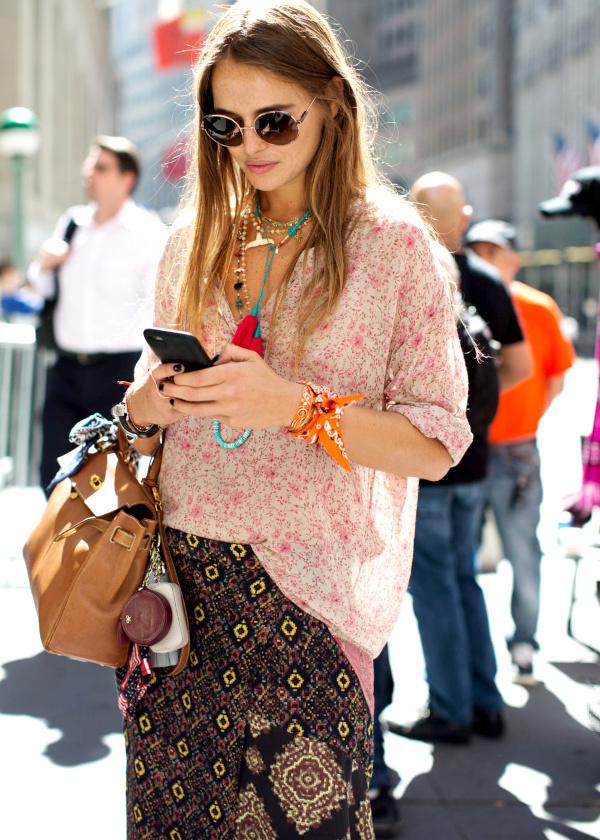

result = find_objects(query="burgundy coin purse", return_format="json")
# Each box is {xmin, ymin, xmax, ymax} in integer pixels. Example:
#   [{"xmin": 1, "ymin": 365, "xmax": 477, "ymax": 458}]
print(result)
[{"xmin": 118, "ymin": 587, "xmax": 172, "ymax": 646}]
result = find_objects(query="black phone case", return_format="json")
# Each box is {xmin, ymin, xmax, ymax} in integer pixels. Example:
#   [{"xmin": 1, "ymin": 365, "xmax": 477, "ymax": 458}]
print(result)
[{"xmin": 143, "ymin": 328, "xmax": 214, "ymax": 371}]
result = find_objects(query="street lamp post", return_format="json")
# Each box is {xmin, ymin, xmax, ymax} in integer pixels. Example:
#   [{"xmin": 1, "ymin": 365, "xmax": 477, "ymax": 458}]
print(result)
[
  {"xmin": 0, "ymin": 108, "xmax": 41, "ymax": 489},
  {"xmin": 0, "ymin": 107, "xmax": 41, "ymax": 274}
]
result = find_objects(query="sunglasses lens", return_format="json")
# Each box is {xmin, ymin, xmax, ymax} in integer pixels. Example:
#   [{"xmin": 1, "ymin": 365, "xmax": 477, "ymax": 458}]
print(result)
[
  {"xmin": 202, "ymin": 115, "xmax": 242, "ymax": 146},
  {"xmin": 255, "ymin": 112, "xmax": 299, "ymax": 145}
]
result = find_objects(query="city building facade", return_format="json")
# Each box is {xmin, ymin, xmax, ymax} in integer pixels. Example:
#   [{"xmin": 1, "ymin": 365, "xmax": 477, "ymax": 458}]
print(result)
[
  {"xmin": 108, "ymin": 0, "xmax": 201, "ymax": 218},
  {"xmin": 0, "ymin": 0, "xmax": 114, "ymax": 263},
  {"xmin": 329, "ymin": 0, "xmax": 600, "ymax": 355}
]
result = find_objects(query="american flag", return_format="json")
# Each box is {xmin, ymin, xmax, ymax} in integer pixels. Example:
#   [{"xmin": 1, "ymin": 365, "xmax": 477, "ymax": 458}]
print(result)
[
  {"xmin": 551, "ymin": 131, "xmax": 584, "ymax": 193},
  {"xmin": 586, "ymin": 118, "xmax": 600, "ymax": 166}
]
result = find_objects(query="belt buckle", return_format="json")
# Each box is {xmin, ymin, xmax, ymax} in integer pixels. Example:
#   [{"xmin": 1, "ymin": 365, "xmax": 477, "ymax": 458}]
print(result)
[{"xmin": 76, "ymin": 353, "xmax": 91, "ymax": 365}]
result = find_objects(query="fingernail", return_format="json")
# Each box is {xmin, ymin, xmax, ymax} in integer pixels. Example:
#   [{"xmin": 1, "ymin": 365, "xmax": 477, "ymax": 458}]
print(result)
[
  {"xmin": 170, "ymin": 399, "xmax": 174, "ymax": 406},
  {"xmin": 173, "ymin": 364, "xmax": 183, "ymax": 373},
  {"xmin": 158, "ymin": 382, "xmax": 164, "ymax": 392}
]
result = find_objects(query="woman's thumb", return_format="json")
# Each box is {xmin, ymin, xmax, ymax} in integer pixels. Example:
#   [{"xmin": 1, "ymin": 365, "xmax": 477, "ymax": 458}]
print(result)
[{"xmin": 214, "ymin": 342, "xmax": 257, "ymax": 365}]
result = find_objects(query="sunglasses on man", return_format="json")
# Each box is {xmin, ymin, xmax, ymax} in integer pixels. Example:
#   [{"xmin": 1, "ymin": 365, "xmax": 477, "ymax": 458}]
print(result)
[{"xmin": 201, "ymin": 97, "xmax": 318, "ymax": 148}]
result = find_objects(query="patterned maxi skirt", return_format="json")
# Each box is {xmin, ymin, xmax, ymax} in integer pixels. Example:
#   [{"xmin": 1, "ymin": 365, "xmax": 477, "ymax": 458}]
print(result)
[{"xmin": 122, "ymin": 529, "xmax": 375, "ymax": 840}]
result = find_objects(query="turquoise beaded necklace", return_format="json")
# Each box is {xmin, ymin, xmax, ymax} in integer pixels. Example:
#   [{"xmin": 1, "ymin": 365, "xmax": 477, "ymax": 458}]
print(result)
[{"xmin": 213, "ymin": 197, "xmax": 312, "ymax": 450}]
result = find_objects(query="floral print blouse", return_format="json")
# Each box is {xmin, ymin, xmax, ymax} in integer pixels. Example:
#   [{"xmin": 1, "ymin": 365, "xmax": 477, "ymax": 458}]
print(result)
[{"xmin": 150, "ymin": 190, "xmax": 472, "ymax": 676}]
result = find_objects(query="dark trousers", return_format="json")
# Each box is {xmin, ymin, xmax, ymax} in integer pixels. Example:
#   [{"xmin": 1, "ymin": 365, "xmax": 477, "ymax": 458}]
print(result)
[
  {"xmin": 40, "ymin": 351, "xmax": 140, "ymax": 494},
  {"xmin": 372, "ymin": 643, "xmax": 394, "ymax": 789}
]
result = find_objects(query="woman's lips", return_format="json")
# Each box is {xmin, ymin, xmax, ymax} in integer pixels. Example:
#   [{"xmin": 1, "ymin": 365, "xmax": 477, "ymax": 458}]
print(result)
[{"xmin": 246, "ymin": 161, "xmax": 277, "ymax": 175}]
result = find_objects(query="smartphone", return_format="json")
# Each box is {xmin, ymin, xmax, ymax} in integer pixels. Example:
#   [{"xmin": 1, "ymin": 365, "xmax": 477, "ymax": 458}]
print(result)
[{"xmin": 143, "ymin": 327, "xmax": 214, "ymax": 372}]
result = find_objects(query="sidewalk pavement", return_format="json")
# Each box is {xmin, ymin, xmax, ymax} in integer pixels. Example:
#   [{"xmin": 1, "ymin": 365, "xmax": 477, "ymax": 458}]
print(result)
[{"xmin": 1, "ymin": 360, "xmax": 599, "ymax": 839}]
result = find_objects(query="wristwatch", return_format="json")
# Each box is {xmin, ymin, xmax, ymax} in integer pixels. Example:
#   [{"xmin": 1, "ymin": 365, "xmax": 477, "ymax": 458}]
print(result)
[{"xmin": 111, "ymin": 401, "xmax": 160, "ymax": 442}]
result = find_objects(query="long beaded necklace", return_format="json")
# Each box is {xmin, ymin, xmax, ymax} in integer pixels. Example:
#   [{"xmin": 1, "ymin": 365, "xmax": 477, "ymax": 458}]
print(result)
[{"xmin": 213, "ymin": 197, "xmax": 312, "ymax": 450}]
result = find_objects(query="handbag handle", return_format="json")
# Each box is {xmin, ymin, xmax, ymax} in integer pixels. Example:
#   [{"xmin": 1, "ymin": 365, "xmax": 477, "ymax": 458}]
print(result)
[
  {"xmin": 140, "ymin": 433, "xmax": 164, "ymax": 501},
  {"xmin": 113, "ymin": 424, "xmax": 163, "ymax": 494}
]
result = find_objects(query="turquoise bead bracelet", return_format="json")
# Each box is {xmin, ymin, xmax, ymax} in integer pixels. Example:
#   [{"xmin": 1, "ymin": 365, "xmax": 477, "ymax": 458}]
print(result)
[{"xmin": 213, "ymin": 419, "xmax": 252, "ymax": 449}]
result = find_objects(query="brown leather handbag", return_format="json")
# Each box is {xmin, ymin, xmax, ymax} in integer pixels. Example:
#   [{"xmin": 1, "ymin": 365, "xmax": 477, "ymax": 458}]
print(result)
[{"xmin": 23, "ymin": 428, "xmax": 190, "ymax": 671}]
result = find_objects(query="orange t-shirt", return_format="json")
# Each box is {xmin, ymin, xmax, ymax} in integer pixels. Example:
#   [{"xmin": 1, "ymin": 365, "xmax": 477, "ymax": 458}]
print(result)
[{"xmin": 488, "ymin": 281, "xmax": 575, "ymax": 444}]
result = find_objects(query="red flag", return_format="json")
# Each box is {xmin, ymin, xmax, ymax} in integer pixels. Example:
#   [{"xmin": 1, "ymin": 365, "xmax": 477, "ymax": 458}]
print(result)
[{"xmin": 152, "ymin": 11, "xmax": 206, "ymax": 71}]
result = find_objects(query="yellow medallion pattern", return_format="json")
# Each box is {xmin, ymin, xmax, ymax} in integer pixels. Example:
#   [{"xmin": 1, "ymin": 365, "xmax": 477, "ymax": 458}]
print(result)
[
  {"xmin": 171, "ymin": 781, "xmax": 185, "ymax": 801},
  {"xmin": 234, "ymin": 621, "xmax": 249, "ymax": 641},
  {"xmin": 138, "ymin": 714, "xmax": 151, "ymax": 733},
  {"xmin": 213, "ymin": 758, "xmax": 226, "ymax": 778},
  {"xmin": 336, "ymin": 670, "xmax": 351, "ymax": 692},
  {"xmin": 209, "ymin": 801, "xmax": 222, "ymax": 822}
]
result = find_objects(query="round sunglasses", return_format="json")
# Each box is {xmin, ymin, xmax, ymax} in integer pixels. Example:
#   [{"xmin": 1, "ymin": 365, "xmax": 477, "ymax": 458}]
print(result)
[{"xmin": 201, "ymin": 97, "xmax": 317, "ymax": 148}]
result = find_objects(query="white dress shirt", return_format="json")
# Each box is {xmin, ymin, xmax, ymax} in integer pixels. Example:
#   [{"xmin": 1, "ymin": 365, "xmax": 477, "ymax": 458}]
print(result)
[{"xmin": 28, "ymin": 199, "xmax": 167, "ymax": 354}]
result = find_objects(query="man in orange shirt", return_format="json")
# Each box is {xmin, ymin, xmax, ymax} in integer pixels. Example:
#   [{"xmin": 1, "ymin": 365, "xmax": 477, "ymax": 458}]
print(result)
[{"xmin": 465, "ymin": 220, "xmax": 575, "ymax": 683}]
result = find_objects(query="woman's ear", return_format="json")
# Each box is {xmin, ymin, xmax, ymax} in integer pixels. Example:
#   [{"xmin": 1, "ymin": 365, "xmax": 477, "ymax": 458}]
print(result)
[{"xmin": 328, "ymin": 76, "xmax": 344, "ymax": 118}]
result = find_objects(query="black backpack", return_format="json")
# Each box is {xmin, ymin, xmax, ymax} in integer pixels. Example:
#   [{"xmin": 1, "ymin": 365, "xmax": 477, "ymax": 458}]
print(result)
[{"xmin": 455, "ymin": 294, "xmax": 500, "ymax": 434}]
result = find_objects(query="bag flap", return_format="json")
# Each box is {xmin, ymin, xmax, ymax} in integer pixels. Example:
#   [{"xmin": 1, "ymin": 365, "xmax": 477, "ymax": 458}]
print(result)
[{"xmin": 71, "ymin": 450, "xmax": 153, "ymax": 517}]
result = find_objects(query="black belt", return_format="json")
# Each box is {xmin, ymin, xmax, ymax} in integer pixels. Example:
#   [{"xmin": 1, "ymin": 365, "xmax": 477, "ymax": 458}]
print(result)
[{"xmin": 58, "ymin": 350, "xmax": 128, "ymax": 366}]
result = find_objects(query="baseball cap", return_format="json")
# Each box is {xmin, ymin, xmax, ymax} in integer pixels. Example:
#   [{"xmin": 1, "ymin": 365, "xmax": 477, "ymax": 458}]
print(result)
[
  {"xmin": 538, "ymin": 166, "xmax": 600, "ymax": 223},
  {"xmin": 464, "ymin": 219, "xmax": 518, "ymax": 251}
]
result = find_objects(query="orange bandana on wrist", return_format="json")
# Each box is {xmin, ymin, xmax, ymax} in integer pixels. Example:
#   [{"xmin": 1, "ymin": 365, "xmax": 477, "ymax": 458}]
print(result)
[{"xmin": 287, "ymin": 382, "xmax": 364, "ymax": 471}]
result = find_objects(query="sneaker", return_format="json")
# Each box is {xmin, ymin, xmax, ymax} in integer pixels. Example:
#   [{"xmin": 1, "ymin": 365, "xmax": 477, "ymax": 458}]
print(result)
[
  {"xmin": 472, "ymin": 706, "xmax": 505, "ymax": 739},
  {"xmin": 511, "ymin": 642, "xmax": 538, "ymax": 686},
  {"xmin": 386, "ymin": 709, "xmax": 471, "ymax": 744},
  {"xmin": 370, "ymin": 788, "xmax": 403, "ymax": 838}
]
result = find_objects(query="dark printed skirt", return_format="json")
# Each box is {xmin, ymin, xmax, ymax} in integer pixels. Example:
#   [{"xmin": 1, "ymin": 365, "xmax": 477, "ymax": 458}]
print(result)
[{"xmin": 122, "ymin": 530, "xmax": 375, "ymax": 840}]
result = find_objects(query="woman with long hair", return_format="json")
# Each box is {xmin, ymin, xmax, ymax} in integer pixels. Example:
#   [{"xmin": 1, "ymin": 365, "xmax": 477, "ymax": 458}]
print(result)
[{"xmin": 117, "ymin": 1, "xmax": 472, "ymax": 837}]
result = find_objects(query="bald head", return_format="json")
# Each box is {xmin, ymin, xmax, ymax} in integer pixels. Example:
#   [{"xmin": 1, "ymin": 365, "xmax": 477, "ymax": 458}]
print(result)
[{"xmin": 411, "ymin": 171, "xmax": 472, "ymax": 252}]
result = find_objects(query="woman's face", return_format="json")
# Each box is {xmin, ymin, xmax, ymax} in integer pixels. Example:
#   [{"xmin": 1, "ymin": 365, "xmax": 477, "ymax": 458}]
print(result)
[{"xmin": 209, "ymin": 57, "xmax": 327, "ymax": 202}]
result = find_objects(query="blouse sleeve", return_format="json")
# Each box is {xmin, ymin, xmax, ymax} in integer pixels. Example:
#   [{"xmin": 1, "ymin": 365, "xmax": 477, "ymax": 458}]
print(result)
[{"xmin": 383, "ymin": 215, "xmax": 473, "ymax": 466}]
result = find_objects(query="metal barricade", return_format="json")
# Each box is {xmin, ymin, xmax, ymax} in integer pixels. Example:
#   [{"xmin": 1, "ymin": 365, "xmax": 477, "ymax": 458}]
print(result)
[{"xmin": 0, "ymin": 323, "xmax": 48, "ymax": 488}]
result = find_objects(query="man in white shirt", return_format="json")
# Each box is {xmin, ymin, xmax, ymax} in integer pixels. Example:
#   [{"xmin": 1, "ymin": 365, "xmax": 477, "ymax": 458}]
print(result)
[{"xmin": 28, "ymin": 135, "xmax": 167, "ymax": 493}]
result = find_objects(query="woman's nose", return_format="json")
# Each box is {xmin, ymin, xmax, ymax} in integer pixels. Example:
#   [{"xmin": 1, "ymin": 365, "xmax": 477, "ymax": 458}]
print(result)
[{"xmin": 241, "ymin": 126, "xmax": 268, "ymax": 154}]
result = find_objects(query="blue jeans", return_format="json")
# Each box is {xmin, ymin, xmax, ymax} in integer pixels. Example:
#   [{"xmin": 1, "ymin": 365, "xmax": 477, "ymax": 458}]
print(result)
[
  {"xmin": 372, "ymin": 645, "xmax": 393, "ymax": 789},
  {"xmin": 487, "ymin": 439, "xmax": 542, "ymax": 649},
  {"xmin": 409, "ymin": 481, "xmax": 504, "ymax": 725}
]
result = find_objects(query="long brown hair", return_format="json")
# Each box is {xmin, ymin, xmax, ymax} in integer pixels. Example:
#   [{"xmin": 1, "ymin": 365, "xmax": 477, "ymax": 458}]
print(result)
[{"xmin": 175, "ymin": 0, "xmax": 389, "ymax": 358}]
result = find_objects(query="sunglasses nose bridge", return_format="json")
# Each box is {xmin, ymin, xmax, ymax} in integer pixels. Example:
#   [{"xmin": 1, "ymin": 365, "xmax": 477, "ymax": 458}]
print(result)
[
  {"xmin": 226, "ymin": 122, "xmax": 264, "ymax": 148},
  {"xmin": 240, "ymin": 123, "xmax": 272, "ymax": 151}
]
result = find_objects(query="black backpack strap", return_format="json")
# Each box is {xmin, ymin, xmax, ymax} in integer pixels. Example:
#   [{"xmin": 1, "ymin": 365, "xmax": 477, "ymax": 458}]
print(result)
[
  {"xmin": 51, "ymin": 216, "xmax": 78, "ymax": 302},
  {"xmin": 63, "ymin": 217, "xmax": 78, "ymax": 244}
]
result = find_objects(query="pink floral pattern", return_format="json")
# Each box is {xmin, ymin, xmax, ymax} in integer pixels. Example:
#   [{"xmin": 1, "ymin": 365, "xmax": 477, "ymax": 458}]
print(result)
[{"xmin": 150, "ymin": 191, "xmax": 472, "ymax": 663}]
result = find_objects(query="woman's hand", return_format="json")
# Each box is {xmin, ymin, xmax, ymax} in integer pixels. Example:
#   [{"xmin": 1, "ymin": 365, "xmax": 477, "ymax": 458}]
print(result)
[
  {"xmin": 126, "ymin": 362, "xmax": 185, "ymax": 429},
  {"xmin": 158, "ymin": 343, "xmax": 303, "ymax": 430}
]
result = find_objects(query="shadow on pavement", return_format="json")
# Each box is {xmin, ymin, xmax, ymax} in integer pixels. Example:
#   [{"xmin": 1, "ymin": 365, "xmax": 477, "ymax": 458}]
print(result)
[
  {"xmin": 0, "ymin": 651, "xmax": 122, "ymax": 766},
  {"xmin": 397, "ymin": 679, "xmax": 600, "ymax": 840}
]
